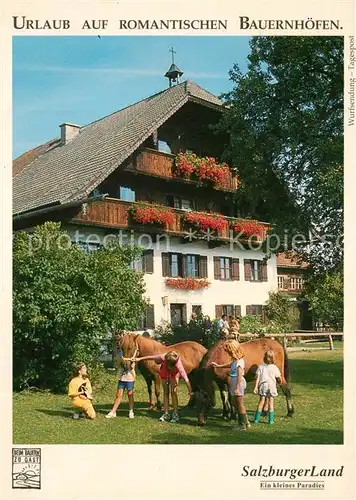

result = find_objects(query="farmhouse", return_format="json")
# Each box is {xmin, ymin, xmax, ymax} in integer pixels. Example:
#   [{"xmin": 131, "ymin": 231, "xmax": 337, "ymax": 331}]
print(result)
[{"xmin": 12, "ymin": 60, "xmax": 307, "ymax": 330}]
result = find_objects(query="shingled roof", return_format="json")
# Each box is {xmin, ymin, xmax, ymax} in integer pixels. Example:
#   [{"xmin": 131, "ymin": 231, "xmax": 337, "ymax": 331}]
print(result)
[{"xmin": 13, "ymin": 80, "xmax": 223, "ymax": 215}]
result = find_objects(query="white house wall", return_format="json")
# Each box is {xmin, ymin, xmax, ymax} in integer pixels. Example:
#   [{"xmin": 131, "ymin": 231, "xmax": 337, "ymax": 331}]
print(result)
[{"xmin": 66, "ymin": 224, "xmax": 278, "ymax": 327}]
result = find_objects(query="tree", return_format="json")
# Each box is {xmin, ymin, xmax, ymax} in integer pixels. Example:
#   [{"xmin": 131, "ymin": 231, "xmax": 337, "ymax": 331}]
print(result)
[
  {"xmin": 303, "ymin": 267, "xmax": 343, "ymax": 329},
  {"xmin": 13, "ymin": 222, "xmax": 146, "ymax": 391},
  {"xmin": 219, "ymin": 36, "xmax": 343, "ymax": 271}
]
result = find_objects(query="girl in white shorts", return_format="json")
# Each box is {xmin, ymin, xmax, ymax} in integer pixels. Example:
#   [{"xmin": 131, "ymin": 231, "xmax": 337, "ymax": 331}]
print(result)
[{"xmin": 253, "ymin": 349, "xmax": 282, "ymax": 425}]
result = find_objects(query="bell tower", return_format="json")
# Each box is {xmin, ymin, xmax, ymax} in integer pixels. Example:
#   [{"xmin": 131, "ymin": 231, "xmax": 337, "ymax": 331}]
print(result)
[{"xmin": 164, "ymin": 47, "xmax": 184, "ymax": 87}]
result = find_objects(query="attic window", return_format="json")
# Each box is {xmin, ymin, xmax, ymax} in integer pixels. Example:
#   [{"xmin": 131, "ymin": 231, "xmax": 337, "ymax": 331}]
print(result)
[
  {"xmin": 119, "ymin": 186, "xmax": 135, "ymax": 202},
  {"xmin": 158, "ymin": 140, "xmax": 171, "ymax": 154}
]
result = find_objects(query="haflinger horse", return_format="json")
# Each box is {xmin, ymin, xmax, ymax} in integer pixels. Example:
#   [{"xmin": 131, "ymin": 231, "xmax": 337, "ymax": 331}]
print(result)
[
  {"xmin": 193, "ymin": 338, "xmax": 294, "ymax": 426},
  {"xmin": 116, "ymin": 332, "xmax": 208, "ymax": 410}
]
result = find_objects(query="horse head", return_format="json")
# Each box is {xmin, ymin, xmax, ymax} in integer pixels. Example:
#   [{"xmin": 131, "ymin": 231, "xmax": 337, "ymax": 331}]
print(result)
[{"xmin": 116, "ymin": 332, "xmax": 140, "ymax": 359}]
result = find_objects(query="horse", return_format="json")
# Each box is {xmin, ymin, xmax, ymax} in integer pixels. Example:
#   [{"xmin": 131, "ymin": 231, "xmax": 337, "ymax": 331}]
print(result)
[
  {"xmin": 193, "ymin": 338, "xmax": 294, "ymax": 426},
  {"xmin": 116, "ymin": 332, "xmax": 208, "ymax": 410}
]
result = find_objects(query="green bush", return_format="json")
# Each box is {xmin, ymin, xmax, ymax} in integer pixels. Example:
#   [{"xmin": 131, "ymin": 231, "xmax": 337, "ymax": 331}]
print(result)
[
  {"xmin": 13, "ymin": 222, "xmax": 146, "ymax": 392},
  {"xmin": 155, "ymin": 314, "xmax": 219, "ymax": 349}
]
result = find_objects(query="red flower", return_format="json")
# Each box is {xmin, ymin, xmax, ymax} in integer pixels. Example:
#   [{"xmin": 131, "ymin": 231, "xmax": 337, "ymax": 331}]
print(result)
[
  {"xmin": 165, "ymin": 277, "xmax": 210, "ymax": 290},
  {"xmin": 130, "ymin": 203, "xmax": 175, "ymax": 226},
  {"xmin": 231, "ymin": 220, "xmax": 265, "ymax": 240},
  {"xmin": 174, "ymin": 153, "xmax": 233, "ymax": 186},
  {"xmin": 184, "ymin": 211, "xmax": 227, "ymax": 233}
]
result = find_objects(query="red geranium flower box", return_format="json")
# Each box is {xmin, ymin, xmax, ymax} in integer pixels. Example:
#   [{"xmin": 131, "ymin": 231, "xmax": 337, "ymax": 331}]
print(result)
[
  {"xmin": 165, "ymin": 277, "xmax": 210, "ymax": 290},
  {"xmin": 130, "ymin": 203, "xmax": 175, "ymax": 226},
  {"xmin": 184, "ymin": 211, "xmax": 227, "ymax": 233},
  {"xmin": 231, "ymin": 220, "xmax": 265, "ymax": 240},
  {"xmin": 174, "ymin": 152, "xmax": 231, "ymax": 186}
]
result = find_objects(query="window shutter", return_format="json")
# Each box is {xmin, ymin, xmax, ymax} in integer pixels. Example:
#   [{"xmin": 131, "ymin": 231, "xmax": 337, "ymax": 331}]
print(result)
[
  {"xmin": 145, "ymin": 305, "xmax": 155, "ymax": 329},
  {"xmin": 231, "ymin": 258, "xmax": 240, "ymax": 281},
  {"xmin": 244, "ymin": 260, "xmax": 251, "ymax": 281},
  {"xmin": 162, "ymin": 252, "xmax": 170, "ymax": 277},
  {"xmin": 143, "ymin": 250, "xmax": 154, "ymax": 274},
  {"xmin": 215, "ymin": 305, "xmax": 223, "ymax": 319},
  {"xmin": 214, "ymin": 257, "xmax": 221, "ymax": 280},
  {"xmin": 246, "ymin": 305, "xmax": 252, "ymax": 316},
  {"xmin": 182, "ymin": 254, "xmax": 187, "ymax": 277},
  {"xmin": 234, "ymin": 305, "xmax": 241, "ymax": 318},
  {"xmin": 198, "ymin": 256, "xmax": 208, "ymax": 278},
  {"xmin": 261, "ymin": 260, "xmax": 268, "ymax": 282}
]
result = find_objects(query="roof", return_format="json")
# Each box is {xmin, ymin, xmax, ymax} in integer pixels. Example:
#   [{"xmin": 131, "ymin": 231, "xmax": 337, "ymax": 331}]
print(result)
[
  {"xmin": 276, "ymin": 252, "xmax": 309, "ymax": 269},
  {"xmin": 13, "ymin": 80, "xmax": 223, "ymax": 216}
]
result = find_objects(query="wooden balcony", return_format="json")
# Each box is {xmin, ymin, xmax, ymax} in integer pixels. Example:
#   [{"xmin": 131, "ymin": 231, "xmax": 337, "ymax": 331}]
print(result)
[
  {"xmin": 125, "ymin": 148, "xmax": 238, "ymax": 192},
  {"xmin": 72, "ymin": 198, "xmax": 269, "ymax": 244}
]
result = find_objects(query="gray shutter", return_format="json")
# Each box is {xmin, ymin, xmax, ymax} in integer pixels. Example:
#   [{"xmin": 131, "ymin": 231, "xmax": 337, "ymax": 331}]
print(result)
[
  {"xmin": 143, "ymin": 250, "xmax": 154, "ymax": 274},
  {"xmin": 234, "ymin": 305, "xmax": 241, "ymax": 318},
  {"xmin": 214, "ymin": 257, "xmax": 221, "ymax": 280},
  {"xmin": 231, "ymin": 258, "xmax": 240, "ymax": 281},
  {"xmin": 215, "ymin": 305, "xmax": 223, "ymax": 319},
  {"xmin": 246, "ymin": 305, "xmax": 252, "ymax": 316},
  {"xmin": 162, "ymin": 252, "xmax": 170, "ymax": 277},
  {"xmin": 145, "ymin": 305, "xmax": 155, "ymax": 329},
  {"xmin": 261, "ymin": 261, "xmax": 268, "ymax": 282},
  {"xmin": 198, "ymin": 256, "xmax": 208, "ymax": 278},
  {"xmin": 244, "ymin": 260, "xmax": 251, "ymax": 281}
]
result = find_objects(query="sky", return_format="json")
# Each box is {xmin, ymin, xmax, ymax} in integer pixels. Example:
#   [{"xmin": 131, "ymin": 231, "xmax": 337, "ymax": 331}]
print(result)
[{"xmin": 13, "ymin": 36, "xmax": 251, "ymax": 159}]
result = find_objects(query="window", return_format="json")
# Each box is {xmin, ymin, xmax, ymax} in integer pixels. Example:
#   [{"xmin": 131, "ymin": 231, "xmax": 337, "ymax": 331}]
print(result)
[
  {"xmin": 244, "ymin": 259, "xmax": 267, "ymax": 282},
  {"xmin": 246, "ymin": 304, "xmax": 263, "ymax": 317},
  {"xmin": 214, "ymin": 257, "xmax": 239, "ymax": 281},
  {"xmin": 278, "ymin": 276, "xmax": 285, "ymax": 289},
  {"xmin": 132, "ymin": 250, "xmax": 154, "ymax": 274},
  {"xmin": 162, "ymin": 253, "xmax": 207, "ymax": 278},
  {"xmin": 137, "ymin": 305, "xmax": 155, "ymax": 330},
  {"xmin": 290, "ymin": 277, "xmax": 304, "ymax": 290},
  {"xmin": 186, "ymin": 254, "xmax": 198, "ymax": 277},
  {"xmin": 77, "ymin": 242, "xmax": 101, "ymax": 253},
  {"xmin": 170, "ymin": 253, "xmax": 181, "ymax": 277},
  {"xmin": 119, "ymin": 186, "xmax": 135, "ymax": 202},
  {"xmin": 158, "ymin": 140, "xmax": 171, "ymax": 154},
  {"xmin": 169, "ymin": 196, "xmax": 194, "ymax": 211},
  {"xmin": 215, "ymin": 305, "xmax": 241, "ymax": 319},
  {"xmin": 222, "ymin": 304, "xmax": 234, "ymax": 317},
  {"xmin": 220, "ymin": 257, "xmax": 231, "ymax": 280},
  {"xmin": 250, "ymin": 260, "xmax": 262, "ymax": 281}
]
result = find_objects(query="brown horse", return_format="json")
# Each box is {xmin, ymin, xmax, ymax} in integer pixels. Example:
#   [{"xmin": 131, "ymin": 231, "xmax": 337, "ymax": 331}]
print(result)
[
  {"xmin": 116, "ymin": 333, "xmax": 207, "ymax": 410},
  {"xmin": 194, "ymin": 338, "xmax": 294, "ymax": 426}
]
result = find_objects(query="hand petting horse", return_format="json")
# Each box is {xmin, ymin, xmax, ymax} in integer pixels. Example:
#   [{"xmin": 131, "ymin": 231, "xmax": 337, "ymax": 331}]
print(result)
[{"xmin": 116, "ymin": 332, "xmax": 207, "ymax": 410}]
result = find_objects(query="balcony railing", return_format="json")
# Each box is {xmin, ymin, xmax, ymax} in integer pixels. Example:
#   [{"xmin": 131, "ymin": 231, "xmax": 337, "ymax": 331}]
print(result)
[
  {"xmin": 72, "ymin": 198, "xmax": 269, "ymax": 242},
  {"xmin": 125, "ymin": 148, "xmax": 238, "ymax": 192}
]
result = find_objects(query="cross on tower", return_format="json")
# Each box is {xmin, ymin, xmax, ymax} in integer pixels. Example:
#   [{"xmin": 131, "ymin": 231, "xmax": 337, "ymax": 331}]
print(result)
[{"xmin": 169, "ymin": 47, "xmax": 176, "ymax": 64}]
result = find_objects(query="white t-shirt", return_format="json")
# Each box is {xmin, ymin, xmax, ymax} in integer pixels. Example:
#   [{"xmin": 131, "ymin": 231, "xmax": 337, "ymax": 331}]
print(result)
[{"xmin": 256, "ymin": 363, "xmax": 281, "ymax": 392}]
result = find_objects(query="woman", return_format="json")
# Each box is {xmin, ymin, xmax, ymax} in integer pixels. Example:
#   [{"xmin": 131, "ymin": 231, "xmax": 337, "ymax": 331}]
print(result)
[{"xmin": 130, "ymin": 350, "xmax": 193, "ymax": 423}]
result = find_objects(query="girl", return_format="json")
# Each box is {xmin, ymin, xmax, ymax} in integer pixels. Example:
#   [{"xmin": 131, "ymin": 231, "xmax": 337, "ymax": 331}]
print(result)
[
  {"xmin": 106, "ymin": 354, "xmax": 136, "ymax": 419},
  {"xmin": 253, "ymin": 349, "xmax": 282, "ymax": 425},
  {"xmin": 131, "ymin": 350, "xmax": 193, "ymax": 423},
  {"xmin": 211, "ymin": 341, "xmax": 249, "ymax": 431},
  {"xmin": 68, "ymin": 362, "xmax": 96, "ymax": 420}
]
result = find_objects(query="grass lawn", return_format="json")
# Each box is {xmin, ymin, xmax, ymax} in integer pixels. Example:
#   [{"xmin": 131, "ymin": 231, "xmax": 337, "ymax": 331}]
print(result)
[{"xmin": 13, "ymin": 347, "xmax": 343, "ymax": 445}]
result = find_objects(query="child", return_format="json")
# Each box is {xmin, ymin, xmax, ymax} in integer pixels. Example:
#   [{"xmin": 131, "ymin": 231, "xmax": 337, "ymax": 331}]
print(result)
[
  {"xmin": 106, "ymin": 354, "xmax": 136, "ymax": 419},
  {"xmin": 253, "ymin": 349, "xmax": 282, "ymax": 425},
  {"xmin": 131, "ymin": 351, "xmax": 193, "ymax": 423},
  {"xmin": 68, "ymin": 362, "xmax": 96, "ymax": 420},
  {"xmin": 211, "ymin": 341, "xmax": 249, "ymax": 431}
]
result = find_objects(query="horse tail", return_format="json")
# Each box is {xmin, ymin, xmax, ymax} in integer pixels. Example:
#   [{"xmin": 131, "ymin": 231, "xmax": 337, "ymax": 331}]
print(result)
[{"xmin": 283, "ymin": 345, "xmax": 291, "ymax": 384}]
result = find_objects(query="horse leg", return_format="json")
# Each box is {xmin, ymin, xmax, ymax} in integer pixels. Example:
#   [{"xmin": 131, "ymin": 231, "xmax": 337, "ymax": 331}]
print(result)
[
  {"xmin": 154, "ymin": 374, "xmax": 162, "ymax": 411},
  {"xmin": 145, "ymin": 376, "xmax": 155, "ymax": 410},
  {"xmin": 217, "ymin": 380, "xmax": 230, "ymax": 421},
  {"xmin": 280, "ymin": 382, "xmax": 294, "ymax": 417},
  {"xmin": 228, "ymin": 391, "xmax": 237, "ymax": 421}
]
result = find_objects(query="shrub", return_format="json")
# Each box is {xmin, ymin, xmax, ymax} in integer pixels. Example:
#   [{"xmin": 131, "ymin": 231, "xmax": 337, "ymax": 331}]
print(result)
[
  {"xmin": 154, "ymin": 314, "xmax": 219, "ymax": 349},
  {"xmin": 13, "ymin": 222, "xmax": 146, "ymax": 392}
]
